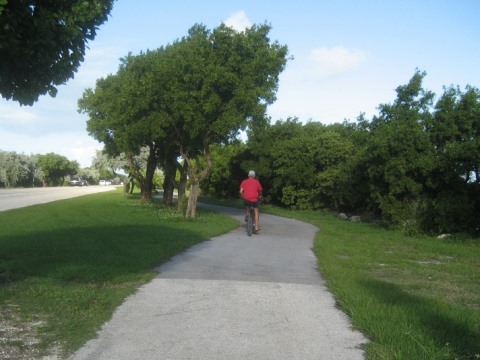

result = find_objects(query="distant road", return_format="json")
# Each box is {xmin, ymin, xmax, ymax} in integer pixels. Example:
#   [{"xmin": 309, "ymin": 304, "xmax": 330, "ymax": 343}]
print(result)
[{"xmin": 0, "ymin": 186, "xmax": 117, "ymax": 212}]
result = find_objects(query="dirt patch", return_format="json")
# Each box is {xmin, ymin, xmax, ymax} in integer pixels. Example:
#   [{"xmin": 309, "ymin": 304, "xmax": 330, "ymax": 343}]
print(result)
[
  {"xmin": 416, "ymin": 256, "xmax": 455, "ymax": 265},
  {"xmin": 0, "ymin": 305, "xmax": 61, "ymax": 360},
  {"xmin": 416, "ymin": 259, "xmax": 443, "ymax": 265}
]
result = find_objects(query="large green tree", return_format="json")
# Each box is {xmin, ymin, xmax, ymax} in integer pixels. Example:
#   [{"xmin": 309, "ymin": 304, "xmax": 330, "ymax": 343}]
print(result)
[
  {"xmin": 322, "ymin": 118, "xmax": 371, "ymax": 212},
  {"xmin": 425, "ymin": 85, "xmax": 480, "ymax": 232},
  {"xmin": 159, "ymin": 23, "xmax": 289, "ymax": 217},
  {"xmin": 0, "ymin": 151, "xmax": 42, "ymax": 188},
  {"xmin": 0, "ymin": 0, "xmax": 114, "ymax": 105},
  {"xmin": 37, "ymin": 153, "xmax": 78, "ymax": 186},
  {"xmin": 80, "ymin": 23, "xmax": 289, "ymax": 215},
  {"xmin": 0, "ymin": 151, "xmax": 23, "ymax": 188},
  {"xmin": 79, "ymin": 51, "xmax": 174, "ymax": 201},
  {"xmin": 429, "ymin": 85, "xmax": 480, "ymax": 184},
  {"xmin": 363, "ymin": 71, "xmax": 435, "ymax": 233}
]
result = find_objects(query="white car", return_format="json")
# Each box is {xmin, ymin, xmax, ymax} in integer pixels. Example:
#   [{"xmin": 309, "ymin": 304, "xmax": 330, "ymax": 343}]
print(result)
[{"xmin": 99, "ymin": 180, "xmax": 106, "ymax": 186}]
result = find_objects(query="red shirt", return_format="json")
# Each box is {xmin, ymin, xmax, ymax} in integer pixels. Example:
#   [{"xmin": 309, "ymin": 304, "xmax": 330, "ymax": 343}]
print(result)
[{"xmin": 240, "ymin": 177, "xmax": 263, "ymax": 202}]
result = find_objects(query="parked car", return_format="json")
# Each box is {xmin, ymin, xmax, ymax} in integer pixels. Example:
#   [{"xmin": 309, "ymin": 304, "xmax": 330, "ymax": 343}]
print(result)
[
  {"xmin": 99, "ymin": 179, "xmax": 113, "ymax": 186},
  {"xmin": 70, "ymin": 176, "xmax": 87, "ymax": 186}
]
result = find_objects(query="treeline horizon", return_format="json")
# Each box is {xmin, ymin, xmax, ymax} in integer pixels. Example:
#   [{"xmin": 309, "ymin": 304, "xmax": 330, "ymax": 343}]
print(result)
[
  {"xmin": 0, "ymin": 151, "xmax": 123, "ymax": 187},
  {"xmin": 2, "ymin": 70, "xmax": 479, "ymax": 237},
  {"xmin": 203, "ymin": 70, "xmax": 480, "ymax": 237}
]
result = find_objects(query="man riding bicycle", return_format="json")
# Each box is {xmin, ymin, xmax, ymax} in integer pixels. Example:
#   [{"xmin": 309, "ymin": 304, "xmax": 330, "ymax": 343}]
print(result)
[{"xmin": 240, "ymin": 170, "xmax": 263, "ymax": 232}]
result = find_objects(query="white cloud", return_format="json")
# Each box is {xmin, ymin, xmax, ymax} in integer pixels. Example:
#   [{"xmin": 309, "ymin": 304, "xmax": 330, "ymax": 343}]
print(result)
[
  {"xmin": 265, "ymin": 44, "xmax": 372, "ymax": 123},
  {"xmin": 61, "ymin": 140, "xmax": 102, "ymax": 168},
  {"xmin": 224, "ymin": 11, "xmax": 252, "ymax": 32},
  {"xmin": 0, "ymin": 104, "xmax": 38, "ymax": 126},
  {"xmin": 267, "ymin": 46, "xmax": 376, "ymax": 124},
  {"xmin": 75, "ymin": 45, "xmax": 125, "ymax": 86},
  {"xmin": 268, "ymin": 78, "xmax": 380, "ymax": 124},
  {"xmin": 309, "ymin": 46, "xmax": 367, "ymax": 78}
]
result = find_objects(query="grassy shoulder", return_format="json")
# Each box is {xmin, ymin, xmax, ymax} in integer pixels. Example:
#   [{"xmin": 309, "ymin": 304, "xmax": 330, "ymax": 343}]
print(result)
[
  {"xmin": 0, "ymin": 189, "xmax": 238, "ymax": 358},
  {"xmin": 261, "ymin": 205, "xmax": 480, "ymax": 360}
]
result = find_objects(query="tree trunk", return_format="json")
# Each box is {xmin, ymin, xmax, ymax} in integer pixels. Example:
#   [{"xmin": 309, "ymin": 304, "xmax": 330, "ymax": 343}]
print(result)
[
  {"xmin": 129, "ymin": 175, "xmax": 135, "ymax": 194},
  {"xmin": 162, "ymin": 180, "xmax": 174, "ymax": 205},
  {"xmin": 183, "ymin": 148, "xmax": 212, "ymax": 218},
  {"xmin": 176, "ymin": 161, "xmax": 188, "ymax": 211},
  {"xmin": 140, "ymin": 146, "xmax": 157, "ymax": 201},
  {"xmin": 125, "ymin": 144, "xmax": 158, "ymax": 202},
  {"xmin": 186, "ymin": 183, "xmax": 200, "ymax": 218},
  {"xmin": 162, "ymin": 156, "xmax": 176, "ymax": 205}
]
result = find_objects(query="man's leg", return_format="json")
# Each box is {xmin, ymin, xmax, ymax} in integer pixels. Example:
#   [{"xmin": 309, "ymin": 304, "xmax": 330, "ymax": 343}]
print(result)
[{"xmin": 254, "ymin": 208, "xmax": 260, "ymax": 231}]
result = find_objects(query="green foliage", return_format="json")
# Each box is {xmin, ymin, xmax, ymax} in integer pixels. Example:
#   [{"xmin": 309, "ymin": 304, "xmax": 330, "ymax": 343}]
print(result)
[
  {"xmin": 240, "ymin": 118, "xmax": 358, "ymax": 210},
  {"xmin": 423, "ymin": 85, "xmax": 480, "ymax": 232},
  {"xmin": 80, "ymin": 22, "xmax": 289, "ymax": 212},
  {"xmin": 360, "ymin": 71, "xmax": 480, "ymax": 234},
  {"xmin": 163, "ymin": 23, "xmax": 289, "ymax": 153},
  {"xmin": 0, "ymin": 0, "xmax": 114, "ymax": 105},
  {"xmin": 281, "ymin": 185, "xmax": 313, "ymax": 210},
  {"xmin": 365, "ymin": 71, "xmax": 435, "ymax": 227},
  {"xmin": 159, "ymin": 23, "xmax": 289, "ymax": 217},
  {"xmin": 37, "ymin": 153, "xmax": 78, "ymax": 186},
  {"xmin": 377, "ymin": 196, "xmax": 427, "ymax": 236},
  {"xmin": 0, "ymin": 0, "xmax": 6, "ymax": 15},
  {"xmin": 0, "ymin": 151, "xmax": 43, "ymax": 188},
  {"xmin": 205, "ymin": 70, "xmax": 480, "ymax": 236},
  {"xmin": 0, "ymin": 151, "xmax": 23, "ymax": 188},
  {"xmin": 201, "ymin": 142, "xmax": 247, "ymax": 198},
  {"xmin": 424, "ymin": 187, "xmax": 478, "ymax": 235},
  {"xmin": 79, "ymin": 54, "xmax": 171, "ymax": 200}
]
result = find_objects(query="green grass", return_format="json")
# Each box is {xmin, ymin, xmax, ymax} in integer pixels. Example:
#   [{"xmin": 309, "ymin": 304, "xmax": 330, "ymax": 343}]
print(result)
[
  {"xmin": 0, "ymin": 189, "xmax": 238, "ymax": 358},
  {"xmin": 261, "ymin": 205, "xmax": 480, "ymax": 360},
  {"xmin": 2, "ymin": 191, "xmax": 479, "ymax": 359}
]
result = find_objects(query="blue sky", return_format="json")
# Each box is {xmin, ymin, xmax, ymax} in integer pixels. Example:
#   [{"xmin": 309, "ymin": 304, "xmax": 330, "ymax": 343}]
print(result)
[{"xmin": 1, "ymin": 0, "xmax": 479, "ymax": 167}]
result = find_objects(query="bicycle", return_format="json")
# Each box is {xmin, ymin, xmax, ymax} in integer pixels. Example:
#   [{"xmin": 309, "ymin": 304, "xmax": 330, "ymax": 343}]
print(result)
[{"xmin": 244, "ymin": 201, "xmax": 256, "ymax": 236}]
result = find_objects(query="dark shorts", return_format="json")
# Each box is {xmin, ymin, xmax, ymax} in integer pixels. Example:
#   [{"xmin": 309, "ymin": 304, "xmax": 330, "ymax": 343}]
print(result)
[{"xmin": 244, "ymin": 200, "xmax": 259, "ymax": 208}]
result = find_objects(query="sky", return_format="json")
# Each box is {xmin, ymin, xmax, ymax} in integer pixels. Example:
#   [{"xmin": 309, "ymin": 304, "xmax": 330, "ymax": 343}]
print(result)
[{"xmin": 1, "ymin": 0, "xmax": 479, "ymax": 168}]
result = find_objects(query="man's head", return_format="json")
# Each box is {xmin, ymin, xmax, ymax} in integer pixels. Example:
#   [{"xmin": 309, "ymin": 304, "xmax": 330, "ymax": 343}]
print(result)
[{"xmin": 248, "ymin": 170, "xmax": 255, "ymax": 178}]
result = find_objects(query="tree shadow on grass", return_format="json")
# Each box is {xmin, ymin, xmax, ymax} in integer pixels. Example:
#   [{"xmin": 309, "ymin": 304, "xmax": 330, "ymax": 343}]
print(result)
[
  {"xmin": 360, "ymin": 278, "xmax": 479, "ymax": 359},
  {"xmin": 0, "ymin": 224, "xmax": 206, "ymax": 284}
]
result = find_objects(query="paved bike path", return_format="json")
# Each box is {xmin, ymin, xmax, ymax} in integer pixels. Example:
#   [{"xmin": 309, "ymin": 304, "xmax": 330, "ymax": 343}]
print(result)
[{"xmin": 70, "ymin": 205, "xmax": 367, "ymax": 359}]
